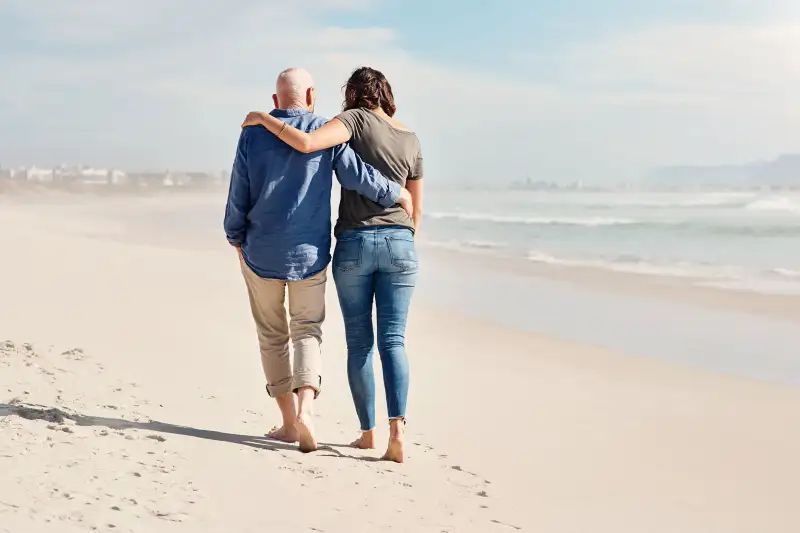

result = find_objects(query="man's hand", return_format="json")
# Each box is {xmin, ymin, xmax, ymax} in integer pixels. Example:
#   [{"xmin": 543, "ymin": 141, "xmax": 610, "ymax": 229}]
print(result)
[{"xmin": 398, "ymin": 188, "xmax": 414, "ymax": 218}]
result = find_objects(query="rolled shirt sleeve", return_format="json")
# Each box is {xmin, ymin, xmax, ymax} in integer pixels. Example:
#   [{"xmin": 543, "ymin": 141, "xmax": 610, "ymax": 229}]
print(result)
[{"xmin": 332, "ymin": 142, "xmax": 400, "ymax": 208}]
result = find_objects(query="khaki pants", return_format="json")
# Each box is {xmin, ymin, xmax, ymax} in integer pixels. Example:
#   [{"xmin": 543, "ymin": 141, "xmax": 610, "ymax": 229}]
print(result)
[{"xmin": 240, "ymin": 259, "xmax": 326, "ymax": 398}]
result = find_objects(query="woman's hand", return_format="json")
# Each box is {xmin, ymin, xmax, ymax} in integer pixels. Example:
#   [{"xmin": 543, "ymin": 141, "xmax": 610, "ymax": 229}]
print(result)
[
  {"xmin": 242, "ymin": 111, "xmax": 271, "ymax": 129},
  {"xmin": 398, "ymin": 188, "xmax": 414, "ymax": 218}
]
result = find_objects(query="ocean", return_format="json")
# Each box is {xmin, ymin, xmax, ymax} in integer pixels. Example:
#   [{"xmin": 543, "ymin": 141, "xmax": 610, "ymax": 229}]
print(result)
[
  {"xmin": 48, "ymin": 187, "xmax": 800, "ymax": 296},
  {"xmin": 423, "ymin": 190, "xmax": 800, "ymax": 295}
]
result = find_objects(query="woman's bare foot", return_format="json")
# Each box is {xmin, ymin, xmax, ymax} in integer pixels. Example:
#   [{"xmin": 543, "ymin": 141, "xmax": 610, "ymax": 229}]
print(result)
[
  {"xmin": 266, "ymin": 424, "xmax": 298, "ymax": 443},
  {"xmin": 350, "ymin": 429, "xmax": 376, "ymax": 449},
  {"xmin": 295, "ymin": 413, "xmax": 318, "ymax": 453},
  {"xmin": 382, "ymin": 419, "xmax": 405, "ymax": 463}
]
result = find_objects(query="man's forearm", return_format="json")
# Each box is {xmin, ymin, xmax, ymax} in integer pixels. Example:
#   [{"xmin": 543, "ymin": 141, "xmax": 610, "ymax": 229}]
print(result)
[{"xmin": 333, "ymin": 144, "xmax": 400, "ymax": 207}]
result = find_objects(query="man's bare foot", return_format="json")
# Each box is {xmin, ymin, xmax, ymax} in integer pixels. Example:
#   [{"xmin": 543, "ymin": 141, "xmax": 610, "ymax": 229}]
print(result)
[
  {"xmin": 295, "ymin": 413, "xmax": 318, "ymax": 453},
  {"xmin": 382, "ymin": 420, "xmax": 405, "ymax": 463},
  {"xmin": 350, "ymin": 430, "xmax": 376, "ymax": 449},
  {"xmin": 266, "ymin": 424, "xmax": 298, "ymax": 443}
]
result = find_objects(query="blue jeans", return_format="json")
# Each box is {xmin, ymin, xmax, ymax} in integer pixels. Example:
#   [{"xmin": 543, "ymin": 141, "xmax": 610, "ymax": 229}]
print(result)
[{"xmin": 332, "ymin": 226, "xmax": 419, "ymax": 431}]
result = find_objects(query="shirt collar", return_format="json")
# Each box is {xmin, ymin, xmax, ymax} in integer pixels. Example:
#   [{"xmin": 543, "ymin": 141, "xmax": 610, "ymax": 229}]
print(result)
[{"xmin": 271, "ymin": 108, "xmax": 311, "ymax": 118}]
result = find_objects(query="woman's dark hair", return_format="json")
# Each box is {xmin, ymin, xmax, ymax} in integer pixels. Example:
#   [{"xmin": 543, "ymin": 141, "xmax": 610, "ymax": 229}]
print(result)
[{"xmin": 342, "ymin": 66, "xmax": 396, "ymax": 117}]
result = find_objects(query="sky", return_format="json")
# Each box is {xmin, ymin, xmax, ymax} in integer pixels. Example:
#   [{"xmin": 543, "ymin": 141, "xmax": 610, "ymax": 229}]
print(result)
[{"xmin": 0, "ymin": 0, "xmax": 798, "ymax": 184}]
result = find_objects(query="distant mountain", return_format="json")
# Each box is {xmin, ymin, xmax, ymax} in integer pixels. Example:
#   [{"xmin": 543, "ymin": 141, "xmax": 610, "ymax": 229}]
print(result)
[
  {"xmin": 646, "ymin": 154, "xmax": 800, "ymax": 188},
  {"xmin": 752, "ymin": 154, "xmax": 800, "ymax": 186}
]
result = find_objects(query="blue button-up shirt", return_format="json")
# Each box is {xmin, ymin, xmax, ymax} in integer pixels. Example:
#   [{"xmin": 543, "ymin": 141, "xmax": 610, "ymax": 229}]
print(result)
[{"xmin": 224, "ymin": 108, "xmax": 400, "ymax": 280}]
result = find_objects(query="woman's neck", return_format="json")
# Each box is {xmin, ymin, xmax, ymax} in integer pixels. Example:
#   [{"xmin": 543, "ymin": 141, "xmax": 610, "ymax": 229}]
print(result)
[{"xmin": 370, "ymin": 106, "xmax": 389, "ymax": 118}]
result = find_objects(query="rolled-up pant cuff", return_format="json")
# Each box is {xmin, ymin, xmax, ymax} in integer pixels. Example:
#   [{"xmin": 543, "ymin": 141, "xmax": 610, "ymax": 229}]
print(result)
[
  {"xmin": 292, "ymin": 372, "xmax": 322, "ymax": 399},
  {"xmin": 265, "ymin": 377, "xmax": 294, "ymax": 398}
]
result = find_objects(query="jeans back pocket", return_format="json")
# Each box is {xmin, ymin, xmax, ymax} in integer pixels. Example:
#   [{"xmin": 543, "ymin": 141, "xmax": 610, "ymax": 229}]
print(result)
[
  {"xmin": 385, "ymin": 235, "xmax": 418, "ymax": 271},
  {"xmin": 333, "ymin": 236, "xmax": 364, "ymax": 272}
]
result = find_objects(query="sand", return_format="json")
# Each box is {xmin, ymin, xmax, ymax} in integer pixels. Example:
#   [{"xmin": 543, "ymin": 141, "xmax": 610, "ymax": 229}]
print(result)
[{"xmin": 1, "ymin": 196, "xmax": 800, "ymax": 532}]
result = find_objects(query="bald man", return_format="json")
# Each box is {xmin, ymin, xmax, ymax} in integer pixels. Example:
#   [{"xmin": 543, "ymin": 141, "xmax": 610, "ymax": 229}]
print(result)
[{"xmin": 224, "ymin": 68, "xmax": 412, "ymax": 452}]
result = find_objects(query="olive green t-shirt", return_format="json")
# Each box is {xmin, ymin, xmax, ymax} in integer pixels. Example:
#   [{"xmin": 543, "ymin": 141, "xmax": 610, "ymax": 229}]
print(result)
[{"xmin": 333, "ymin": 108, "xmax": 423, "ymax": 236}]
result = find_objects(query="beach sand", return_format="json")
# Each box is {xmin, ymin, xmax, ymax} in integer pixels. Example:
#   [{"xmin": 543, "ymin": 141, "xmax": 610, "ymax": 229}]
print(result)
[{"xmin": 1, "ymin": 195, "xmax": 799, "ymax": 532}]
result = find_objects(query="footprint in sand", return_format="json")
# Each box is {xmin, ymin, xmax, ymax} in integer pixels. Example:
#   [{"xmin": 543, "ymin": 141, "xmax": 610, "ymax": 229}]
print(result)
[{"xmin": 61, "ymin": 348, "xmax": 85, "ymax": 361}]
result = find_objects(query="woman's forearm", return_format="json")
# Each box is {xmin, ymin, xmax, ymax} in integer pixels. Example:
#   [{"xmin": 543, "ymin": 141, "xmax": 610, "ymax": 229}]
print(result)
[
  {"xmin": 243, "ymin": 112, "xmax": 351, "ymax": 154},
  {"xmin": 244, "ymin": 112, "xmax": 314, "ymax": 152},
  {"xmin": 405, "ymin": 179, "xmax": 424, "ymax": 235},
  {"xmin": 278, "ymin": 124, "xmax": 314, "ymax": 153}
]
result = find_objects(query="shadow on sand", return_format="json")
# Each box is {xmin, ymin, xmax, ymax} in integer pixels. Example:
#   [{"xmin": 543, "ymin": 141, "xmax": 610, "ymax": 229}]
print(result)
[{"xmin": 0, "ymin": 402, "xmax": 380, "ymax": 462}]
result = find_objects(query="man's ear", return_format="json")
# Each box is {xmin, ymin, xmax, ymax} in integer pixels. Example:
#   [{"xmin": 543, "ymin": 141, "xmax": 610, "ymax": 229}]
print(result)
[
  {"xmin": 272, "ymin": 94, "xmax": 279, "ymax": 108},
  {"xmin": 306, "ymin": 87, "xmax": 315, "ymax": 108}
]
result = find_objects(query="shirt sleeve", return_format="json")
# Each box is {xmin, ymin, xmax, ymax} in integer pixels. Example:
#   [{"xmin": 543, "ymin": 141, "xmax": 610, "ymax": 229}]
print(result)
[
  {"xmin": 334, "ymin": 109, "xmax": 366, "ymax": 138},
  {"xmin": 223, "ymin": 130, "xmax": 250, "ymax": 245},
  {"xmin": 332, "ymin": 142, "xmax": 401, "ymax": 208},
  {"xmin": 409, "ymin": 148, "xmax": 423, "ymax": 181}
]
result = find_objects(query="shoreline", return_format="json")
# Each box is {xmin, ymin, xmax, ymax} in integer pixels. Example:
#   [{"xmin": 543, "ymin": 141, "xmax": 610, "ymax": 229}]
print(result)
[{"xmin": 417, "ymin": 241, "xmax": 800, "ymax": 323}]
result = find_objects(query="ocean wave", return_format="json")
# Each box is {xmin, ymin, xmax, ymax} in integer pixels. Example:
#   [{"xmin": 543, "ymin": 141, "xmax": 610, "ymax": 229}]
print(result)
[
  {"xmin": 619, "ymin": 192, "xmax": 756, "ymax": 209},
  {"xmin": 744, "ymin": 197, "xmax": 800, "ymax": 213},
  {"xmin": 771, "ymin": 268, "xmax": 800, "ymax": 278},
  {"xmin": 533, "ymin": 192, "xmax": 757, "ymax": 209},
  {"xmin": 427, "ymin": 212, "xmax": 636, "ymax": 227},
  {"xmin": 526, "ymin": 251, "xmax": 800, "ymax": 295},
  {"xmin": 425, "ymin": 239, "xmax": 508, "ymax": 252},
  {"xmin": 506, "ymin": 192, "xmax": 800, "ymax": 211},
  {"xmin": 680, "ymin": 193, "xmax": 757, "ymax": 207},
  {"xmin": 526, "ymin": 251, "xmax": 744, "ymax": 279},
  {"xmin": 706, "ymin": 224, "xmax": 800, "ymax": 237},
  {"xmin": 426, "ymin": 211, "xmax": 800, "ymax": 237},
  {"xmin": 423, "ymin": 241, "xmax": 800, "ymax": 295}
]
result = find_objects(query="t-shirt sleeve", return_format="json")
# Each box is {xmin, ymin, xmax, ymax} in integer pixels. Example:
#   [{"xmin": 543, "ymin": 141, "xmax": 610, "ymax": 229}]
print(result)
[
  {"xmin": 409, "ymin": 148, "xmax": 423, "ymax": 181},
  {"xmin": 334, "ymin": 109, "xmax": 366, "ymax": 138}
]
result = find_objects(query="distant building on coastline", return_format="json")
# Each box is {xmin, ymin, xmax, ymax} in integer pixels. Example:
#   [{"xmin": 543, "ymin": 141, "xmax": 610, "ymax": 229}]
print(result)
[
  {"xmin": 1, "ymin": 163, "xmax": 226, "ymax": 191},
  {"xmin": 165, "ymin": 171, "xmax": 217, "ymax": 188},
  {"xmin": 128, "ymin": 171, "xmax": 168, "ymax": 187},
  {"xmin": 509, "ymin": 176, "xmax": 586, "ymax": 191},
  {"xmin": 21, "ymin": 166, "xmax": 55, "ymax": 182},
  {"xmin": 55, "ymin": 166, "xmax": 127, "ymax": 185},
  {"xmin": 510, "ymin": 176, "xmax": 560, "ymax": 190}
]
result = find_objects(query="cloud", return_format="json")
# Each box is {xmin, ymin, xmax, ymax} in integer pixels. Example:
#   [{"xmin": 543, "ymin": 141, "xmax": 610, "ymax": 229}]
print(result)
[
  {"xmin": 0, "ymin": 1, "xmax": 394, "ymax": 168},
  {"xmin": 507, "ymin": 20, "xmax": 800, "ymax": 174},
  {"xmin": 558, "ymin": 24, "xmax": 800, "ymax": 99},
  {"xmin": 0, "ymin": 0, "xmax": 377, "ymax": 46},
  {"xmin": 1, "ymin": 0, "xmax": 799, "ymax": 182}
]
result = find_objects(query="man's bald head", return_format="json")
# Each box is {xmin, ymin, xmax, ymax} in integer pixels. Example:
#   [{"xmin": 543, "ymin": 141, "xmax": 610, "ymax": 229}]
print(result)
[{"xmin": 273, "ymin": 68, "xmax": 316, "ymax": 111}]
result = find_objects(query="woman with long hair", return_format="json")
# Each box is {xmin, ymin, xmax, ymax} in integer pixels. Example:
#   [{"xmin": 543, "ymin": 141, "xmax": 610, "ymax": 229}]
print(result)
[{"xmin": 242, "ymin": 67, "xmax": 423, "ymax": 463}]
